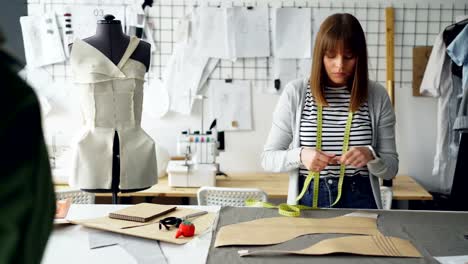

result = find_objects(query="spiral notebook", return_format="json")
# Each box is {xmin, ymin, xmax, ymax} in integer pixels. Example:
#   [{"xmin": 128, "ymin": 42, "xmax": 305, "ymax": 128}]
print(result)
[{"xmin": 109, "ymin": 203, "xmax": 177, "ymax": 223}]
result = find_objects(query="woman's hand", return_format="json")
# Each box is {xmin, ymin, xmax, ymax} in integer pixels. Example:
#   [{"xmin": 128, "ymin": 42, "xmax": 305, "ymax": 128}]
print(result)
[
  {"xmin": 338, "ymin": 146, "xmax": 374, "ymax": 168},
  {"xmin": 300, "ymin": 148, "xmax": 336, "ymax": 172}
]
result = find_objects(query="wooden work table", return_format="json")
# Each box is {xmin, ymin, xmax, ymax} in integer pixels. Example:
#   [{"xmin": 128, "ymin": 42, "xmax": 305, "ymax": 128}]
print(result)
[{"xmin": 90, "ymin": 174, "xmax": 432, "ymax": 201}]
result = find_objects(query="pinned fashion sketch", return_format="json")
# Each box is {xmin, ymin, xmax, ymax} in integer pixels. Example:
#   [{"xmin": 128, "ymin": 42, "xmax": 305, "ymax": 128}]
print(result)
[
  {"xmin": 69, "ymin": 15, "xmax": 157, "ymax": 201},
  {"xmin": 210, "ymin": 80, "xmax": 252, "ymax": 131},
  {"xmin": 20, "ymin": 12, "xmax": 66, "ymax": 67}
]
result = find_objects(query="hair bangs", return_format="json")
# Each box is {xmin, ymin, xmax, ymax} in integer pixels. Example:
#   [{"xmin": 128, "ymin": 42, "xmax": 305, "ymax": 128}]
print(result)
[{"xmin": 321, "ymin": 22, "xmax": 359, "ymax": 56}]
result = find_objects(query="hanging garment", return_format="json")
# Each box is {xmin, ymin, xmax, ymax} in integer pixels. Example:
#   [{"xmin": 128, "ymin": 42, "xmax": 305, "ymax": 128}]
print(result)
[
  {"xmin": 454, "ymin": 87, "xmax": 468, "ymax": 131},
  {"xmin": 443, "ymin": 17, "xmax": 468, "ymax": 79},
  {"xmin": 419, "ymin": 31, "xmax": 461, "ymax": 194},
  {"xmin": 69, "ymin": 36, "xmax": 157, "ymax": 190},
  {"xmin": 447, "ymin": 24, "xmax": 468, "ymax": 131}
]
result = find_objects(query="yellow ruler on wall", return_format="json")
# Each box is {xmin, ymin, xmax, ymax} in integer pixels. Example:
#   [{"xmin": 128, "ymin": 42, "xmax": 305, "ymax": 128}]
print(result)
[{"xmin": 385, "ymin": 7, "xmax": 395, "ymax": 107}]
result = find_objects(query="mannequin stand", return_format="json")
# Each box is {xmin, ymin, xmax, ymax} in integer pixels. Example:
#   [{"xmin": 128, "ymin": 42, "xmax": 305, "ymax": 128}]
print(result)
[{"xmin": 111, "ymin": 130, "xmax": 120, "ymax": 204}]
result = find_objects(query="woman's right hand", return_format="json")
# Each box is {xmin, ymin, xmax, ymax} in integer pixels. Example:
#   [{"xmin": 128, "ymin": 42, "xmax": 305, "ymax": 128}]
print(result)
[{"xmin": 300, "ymin": 147, "xmax": 337, "ymax": 172}]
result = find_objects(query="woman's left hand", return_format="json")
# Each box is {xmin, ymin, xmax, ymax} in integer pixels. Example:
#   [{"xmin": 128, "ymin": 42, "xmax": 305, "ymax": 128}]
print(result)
[{"xmin": 337, "ymin": 146, "xmax": 374, "ymax": 168}]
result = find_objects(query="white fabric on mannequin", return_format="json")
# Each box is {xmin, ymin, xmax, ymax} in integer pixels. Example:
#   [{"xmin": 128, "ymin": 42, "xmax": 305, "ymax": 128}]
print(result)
[{"xmin": 69, "ymin": 36, "xmax": 157, "ymax": 190}]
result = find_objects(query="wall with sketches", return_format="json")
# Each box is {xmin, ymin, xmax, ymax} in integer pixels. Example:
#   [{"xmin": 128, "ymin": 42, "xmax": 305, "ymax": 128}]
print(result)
[{"xmin": 23, "ymin": 0, "xmax": 467, "ymax": 193}]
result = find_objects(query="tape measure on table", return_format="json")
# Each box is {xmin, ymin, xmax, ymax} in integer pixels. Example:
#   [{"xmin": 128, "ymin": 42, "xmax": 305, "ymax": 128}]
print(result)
[
  {"xmin": 245, "ymin": 199, "xmax": 317, "ymax": 217},
  {"xmin": 246, "ymin": 105, "xmax": 354, "ymax": 216}
]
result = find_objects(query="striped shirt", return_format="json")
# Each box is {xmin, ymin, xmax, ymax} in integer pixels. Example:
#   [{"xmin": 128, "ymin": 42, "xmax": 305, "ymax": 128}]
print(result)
[{"xmin": 299, "ymin": 85, "xmax": 372, "ymax": 178}]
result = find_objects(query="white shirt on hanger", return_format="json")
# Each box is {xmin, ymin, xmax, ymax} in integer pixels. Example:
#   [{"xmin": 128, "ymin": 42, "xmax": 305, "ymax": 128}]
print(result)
[{"xmin": 419, "ymin": 31, "xmax": 460, "ymax": 194}]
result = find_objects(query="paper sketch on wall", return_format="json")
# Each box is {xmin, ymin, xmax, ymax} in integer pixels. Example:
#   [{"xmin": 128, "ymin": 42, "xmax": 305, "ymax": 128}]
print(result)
[
  {"xmin": 174, "ymin": 14, "xmax": 191, "ymax": 43},
  {"xmin": 194, "ymin": 7, "xmax": 233, "ymax": 60},
  {"xmin": 125, "ymin": 4, "xmax": 158, "ymax": 53},
  {"xmin": 210, "ymin": 80, "xmax": 252, "ymax": 131},
  {"xmin": 226, "ymin": 7, "xmax": 270, "ymax": 58},
  {"xmin": 274, "ymin": 8, "xmax": 312, "ymax": 59},
  {"xmin": 269, "ymin": 58, "xmax": 311, "ymax": 94},
  {"xmin": 273, "ymin": 59, "xmax": 297, "ymax": 93},
  {"xmin": 20, "ymin": 12, "xmax": 66, "ymax": 67},
  {"xmin": 71, "ymin": 5, "xmax": 126, "ymax": 39},
  {"xmin": 163, "ymin": 11, "xmax": 219, "ymax": 115}
]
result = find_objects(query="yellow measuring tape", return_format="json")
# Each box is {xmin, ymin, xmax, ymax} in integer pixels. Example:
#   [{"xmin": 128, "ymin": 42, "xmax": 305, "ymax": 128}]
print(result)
[
  {"xmin": 245, "ymin": 199, "xmax": 318, "ymax": 217},
  {"xmin": 246, "ymin": 105, "xmax": 354, "ymax": 217}
]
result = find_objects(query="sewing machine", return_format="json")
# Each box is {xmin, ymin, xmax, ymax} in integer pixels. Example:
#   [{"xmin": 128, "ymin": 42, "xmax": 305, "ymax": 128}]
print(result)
[{"xmin": 167, "ymin": 131, "xmax": 220, "ymax": 187}]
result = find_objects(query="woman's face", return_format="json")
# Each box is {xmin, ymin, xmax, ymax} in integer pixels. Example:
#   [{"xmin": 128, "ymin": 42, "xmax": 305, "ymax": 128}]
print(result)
[{"xmin": 323, "ymin": 49, "xmax": 357, "ymax": 87}]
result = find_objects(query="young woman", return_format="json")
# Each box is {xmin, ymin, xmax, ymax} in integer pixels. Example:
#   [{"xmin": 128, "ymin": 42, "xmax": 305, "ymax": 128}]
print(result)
[{"xmin": 261, "ymin": 13, "xmax": 398, "ymax": 209}]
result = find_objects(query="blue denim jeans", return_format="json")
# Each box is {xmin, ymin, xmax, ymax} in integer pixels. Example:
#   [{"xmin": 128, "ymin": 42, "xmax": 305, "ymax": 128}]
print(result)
[{"xmin": 298, "ymin": 175, "xmax": 377, "ymax": 209}]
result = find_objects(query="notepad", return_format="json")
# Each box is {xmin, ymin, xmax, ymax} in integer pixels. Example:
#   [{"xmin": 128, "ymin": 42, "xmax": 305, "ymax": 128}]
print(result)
[{"xmin": 109, "ymin": 203, "xmax": 177, "ymax": 223}]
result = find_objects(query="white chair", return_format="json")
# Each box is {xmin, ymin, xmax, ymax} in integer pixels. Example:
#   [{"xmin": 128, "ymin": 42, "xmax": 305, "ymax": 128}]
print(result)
[
  {"xmin": 55, "ymin": 189, "xmax": 95, "ymax": 204},
  {"xmin": 197, "ymin": 186, "xmax": 268, "ymax": 206},
  {"xmin": 380, "ymin": 186, "xmax": 393, "ymax": 210}
]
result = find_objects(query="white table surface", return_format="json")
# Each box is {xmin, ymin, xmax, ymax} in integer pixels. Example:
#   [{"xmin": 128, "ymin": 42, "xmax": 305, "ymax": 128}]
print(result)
[{"xmin": 42, "ymin": 204, "xmax": 220, "ymax": 264}]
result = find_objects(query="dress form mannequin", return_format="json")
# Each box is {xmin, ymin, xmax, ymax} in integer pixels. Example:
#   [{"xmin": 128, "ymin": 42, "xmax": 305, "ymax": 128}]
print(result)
[
  {"xmin": 84, "ymin": 14, "xmax": 151, "ymax": 71},
  {"xmin": 70, "ymin": 14, "xmax": 154, "ymax": 204}
]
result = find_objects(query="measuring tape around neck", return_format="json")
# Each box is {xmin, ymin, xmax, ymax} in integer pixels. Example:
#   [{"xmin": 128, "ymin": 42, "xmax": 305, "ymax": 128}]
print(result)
[
  {"xmin": 295, "ymin": 105, "xmax": 354, "ymax": 208},
  {"xmin": 245, "ymin": 105, "xmax": 354, "ymax": 217}
]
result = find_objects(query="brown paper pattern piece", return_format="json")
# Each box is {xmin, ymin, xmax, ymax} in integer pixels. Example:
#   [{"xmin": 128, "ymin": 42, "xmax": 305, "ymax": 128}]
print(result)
[
  {"xmin": 71, "ymin": 207, "xmax": 216, "ymax": 245},
  {"xmin": 238, "ymin": 235, "xmax": 422, "ymax": 258},
  {"xmin": 215, "ymin": 213, "xmax": 381, "ymax": 247}
]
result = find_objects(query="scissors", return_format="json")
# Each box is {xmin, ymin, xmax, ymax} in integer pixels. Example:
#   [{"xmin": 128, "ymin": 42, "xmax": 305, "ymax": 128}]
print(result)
[{"xmin": 158, "ymin": 211, "xmax": 208, "ymax": 230}]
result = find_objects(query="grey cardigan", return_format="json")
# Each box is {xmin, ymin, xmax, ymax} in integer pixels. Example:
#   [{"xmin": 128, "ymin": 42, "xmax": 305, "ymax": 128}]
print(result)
[{"xmin": 261, "ymin": 78, "xmax": 399, "ymax": 209}]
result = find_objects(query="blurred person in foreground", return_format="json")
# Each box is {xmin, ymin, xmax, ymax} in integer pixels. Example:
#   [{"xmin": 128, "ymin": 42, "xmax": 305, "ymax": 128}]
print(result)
[{"xmin": 0, "ymin": 28, "xmax": 55, "ymax": 263}]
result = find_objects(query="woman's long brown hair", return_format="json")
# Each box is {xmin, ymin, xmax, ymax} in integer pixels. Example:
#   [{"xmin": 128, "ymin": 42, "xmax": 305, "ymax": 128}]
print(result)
[{"xmin": 310, "ymin": 13, "xmax": 369, "ymax": 112}]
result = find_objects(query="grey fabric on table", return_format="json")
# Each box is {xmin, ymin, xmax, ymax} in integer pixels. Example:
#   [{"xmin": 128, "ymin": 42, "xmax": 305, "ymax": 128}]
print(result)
[
  {"xmin": 207, "ymin": 207, "xmax": 468, "ymax": 264},
  {"xmin": 88, "ymin": 230, "xmax": 123, "ymax": 249},
  {"xmin": 119, "ymin": 236, "xmax": 167, "ymax": 264},
  {"xmin": 88, "ymin": 230, "xmax": 167, "ymax": 264}
]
